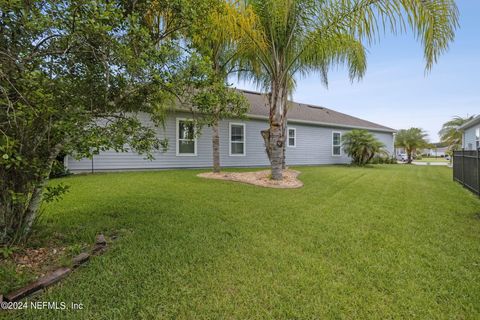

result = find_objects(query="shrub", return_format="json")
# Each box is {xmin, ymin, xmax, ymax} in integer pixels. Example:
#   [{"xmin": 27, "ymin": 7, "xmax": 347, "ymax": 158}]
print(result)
[
  {"xmin": 342, "ymin": 130, "xmax": 387, "ymax": 165},
  {"xmin": 49, "ymin": 156, "xmax": 71, "ymax": 179},
  {"xmin": 371, "ymin": 156, "xmax": 397, "ymax": 164}
]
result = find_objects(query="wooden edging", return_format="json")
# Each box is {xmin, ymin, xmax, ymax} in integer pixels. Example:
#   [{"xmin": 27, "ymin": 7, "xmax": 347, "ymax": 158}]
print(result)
[{"xmin": 1, "ymin": 234, "xmax": 109, "ymax": 304}]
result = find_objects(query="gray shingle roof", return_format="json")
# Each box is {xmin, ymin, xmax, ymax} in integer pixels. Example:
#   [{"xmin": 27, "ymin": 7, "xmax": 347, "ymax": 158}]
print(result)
[{"xmin": 241, "ymin": 90, "xmax": 396, "ymax": 133}]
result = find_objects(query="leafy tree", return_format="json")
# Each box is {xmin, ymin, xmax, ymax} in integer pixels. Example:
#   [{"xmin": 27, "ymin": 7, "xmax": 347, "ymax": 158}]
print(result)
[
  {"xmin": 237, "ymin": 0, "xmax": 458, "ymax": 180},
  {"xmin": 192, "ymin": 85, "xmax": 249, "ymax": 172},
  {"xmin": 439, "ymin": 115, "xmax": 475, "ymax": 152},
  {"xmin": 0, "ymin": 0, "xmax": 209, "ymax": 245},
  {"xmin": 395, "ymin": 128, "xmax": 429, "ymax": 164},
  {"xmin": 342, "ymin": 130, "xmax": 386, "ymax": 165}
]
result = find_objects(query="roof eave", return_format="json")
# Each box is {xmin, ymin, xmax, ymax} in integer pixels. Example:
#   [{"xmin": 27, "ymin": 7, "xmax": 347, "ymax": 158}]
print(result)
[
  {"xmin": 458, "ymin": 115, "xmax": 480, "ymax": 131},
  {"xmin": 246, "ymin": 114, "xmax": 397, "ymax": 133}
]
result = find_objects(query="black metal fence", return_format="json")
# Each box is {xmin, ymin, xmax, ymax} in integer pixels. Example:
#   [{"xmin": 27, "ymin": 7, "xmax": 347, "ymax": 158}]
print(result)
[{"xmin": 453, "ymin": 150, "xmax": 480, "ymax": 196}]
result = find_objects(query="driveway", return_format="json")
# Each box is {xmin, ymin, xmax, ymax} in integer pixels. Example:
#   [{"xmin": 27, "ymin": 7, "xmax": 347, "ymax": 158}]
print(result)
[{"xmin": 411, "ymin": 161, "xmax": 450, "ymax": 166}]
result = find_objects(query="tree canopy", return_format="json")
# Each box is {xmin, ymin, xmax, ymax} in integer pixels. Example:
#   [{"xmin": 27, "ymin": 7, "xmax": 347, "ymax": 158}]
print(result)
[
  {"xmin": 439, "ymin": 115, "xmax": 476, "ymax": 152},
  {"xmin": 0, "ymin": 0, "xmax": 217, "ymax": 245}
]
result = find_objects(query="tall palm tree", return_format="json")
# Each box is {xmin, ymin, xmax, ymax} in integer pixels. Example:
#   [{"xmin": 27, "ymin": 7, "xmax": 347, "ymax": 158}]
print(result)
[
  {"xmin": 395, "ymin": 128, "xmax": 429, "ymax": 164},
  {"xmin": 238, "ymin": 0, "xmax": 458, "ymax": 180},
  {"xmin": 439, "ymin": 115, "xmax": 475, "ymax": 152}
]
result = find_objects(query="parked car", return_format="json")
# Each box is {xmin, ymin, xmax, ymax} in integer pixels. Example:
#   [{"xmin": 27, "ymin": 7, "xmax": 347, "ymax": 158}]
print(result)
[
  {"xmin": 445, "ymin": 155, "xmax": 451, "ymax": 161},
  {"xmin": 397, "ymin": 153, "xmax": 409, "ymax": 162}
]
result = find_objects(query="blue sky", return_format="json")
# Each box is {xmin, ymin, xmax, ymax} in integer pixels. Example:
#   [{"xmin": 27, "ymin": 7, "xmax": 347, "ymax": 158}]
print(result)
[{"xmin": 232, "ymin": 0, "xmax": 479, "ymax": 142}]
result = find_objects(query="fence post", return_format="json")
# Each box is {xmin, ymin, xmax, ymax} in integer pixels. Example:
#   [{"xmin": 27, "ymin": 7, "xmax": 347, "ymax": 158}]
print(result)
[
  {"xmin": 453, "ymin": 151, "xmax": 455, "ymax": 181},
  {"xmin": 461, "ymin": 149, "xmax": 465, "ymax": 186},
  {"xmin": 477, "ymin": 148, "xmax": 480, "ymax": 196}
]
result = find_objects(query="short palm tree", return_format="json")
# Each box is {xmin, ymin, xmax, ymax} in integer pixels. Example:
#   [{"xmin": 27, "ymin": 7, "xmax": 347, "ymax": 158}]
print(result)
[
  {"xmin": 439, "ymin": 115, "xmax": 475, "ymax": 152},
  {"xmin": 342, "ymin": 130, "xmax": 386, "ymax": 165},
  {"xmin": 188, "ymin": 1, "xmax": 256, "ymax": 172},
  {"xmin": 395, "ymin": 128, "xmax": 429, "ymax": 164},
  {"xmin": 238, "ymin": 0, "xmax": 458, "ymax": 180}
]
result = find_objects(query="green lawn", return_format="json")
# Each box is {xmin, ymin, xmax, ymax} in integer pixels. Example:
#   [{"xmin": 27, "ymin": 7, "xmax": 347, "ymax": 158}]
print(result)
[{"xmin": 3, "ymin": 165, "xmax": 480, "ymax": 319}]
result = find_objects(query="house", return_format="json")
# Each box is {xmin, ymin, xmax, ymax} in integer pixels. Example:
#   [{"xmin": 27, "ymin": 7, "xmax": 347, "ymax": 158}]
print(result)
[
  {"xmin": 422, "ymin": 143, "xmax": 448, "ymax": 157},
  {"xmin": 459, "ymin": 115, "xmax": 480, "ymax": 151},
  {"xmin": 65, "ymin": 90, "xmax": 396, "ymax": 172}
]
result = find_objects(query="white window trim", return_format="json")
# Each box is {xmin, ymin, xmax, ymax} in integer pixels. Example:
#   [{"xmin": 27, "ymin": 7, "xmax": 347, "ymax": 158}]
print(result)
[
  {"xmin": 287, "ymin": 127, "xmax": 296, "ymax": 148},
  {"xmin": 229, "ymin": 122, "xmax": 246, "ymax": 156},
  {"xmin": 176, "ymin": 118, "xmax": 197, "ymax": 156},
  {"xmin": 332, "ymin": 131, "xmax": 342, "ymax": 157}
]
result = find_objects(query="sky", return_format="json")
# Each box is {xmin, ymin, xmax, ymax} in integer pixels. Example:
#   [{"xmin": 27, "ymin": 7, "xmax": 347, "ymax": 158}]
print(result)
[{"xmin": 231, "ymin": 0, "xmax": 479, "ymax": 142}]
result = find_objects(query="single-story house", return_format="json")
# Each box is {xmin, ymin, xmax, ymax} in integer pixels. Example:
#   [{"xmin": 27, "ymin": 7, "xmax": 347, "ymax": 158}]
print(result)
[
  {"xmin": 422, "ymin": 143, "xmax": 448, "ymax": 157},
  {"xmin": 65, "ymin": 90, "xmax": 396, "ymax": 172},
  {"xmin": 459, "ymin": 115, "xmax": 480, "ymax": 151}
]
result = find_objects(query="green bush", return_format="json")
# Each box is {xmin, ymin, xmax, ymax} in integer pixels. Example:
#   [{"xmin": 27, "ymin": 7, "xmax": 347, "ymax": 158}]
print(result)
[
  {"xmin": 342, "ymin": 130, "xmax": 387, "ymax": 166},
  {"xmin": 371, "ymin": 156, "xmax": 397, "ymax": 164},
  {"xmin": 49, "ymin": 158, "xmax": 71, "ymax": 179}
]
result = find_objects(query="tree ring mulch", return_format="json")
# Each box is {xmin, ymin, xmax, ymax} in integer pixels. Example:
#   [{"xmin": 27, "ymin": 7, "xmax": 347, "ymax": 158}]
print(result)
[{"xmin": 197, "ymin": 169, "xmax": 303, "ymax": 189}]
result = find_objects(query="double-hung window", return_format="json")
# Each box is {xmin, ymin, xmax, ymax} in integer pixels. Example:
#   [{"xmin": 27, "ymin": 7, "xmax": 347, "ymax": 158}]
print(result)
[
  {"xmin": 287, "ymin": 128, "xmax": 296, "ymax": 147},
  {"xmin": 230, "ymin": 123, "xmax": 245, "ymax": 156},
  {"xmin": 332, "ymin": 131, "xmax": 342, "ymax": 156},
  {"xmin": 176, "ymin": 119, "xmax": 196, "ymax": 156}
]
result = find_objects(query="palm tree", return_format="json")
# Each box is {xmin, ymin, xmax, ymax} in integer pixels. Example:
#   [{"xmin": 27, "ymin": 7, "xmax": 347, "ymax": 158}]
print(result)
[
  {"xmin": 342, "ymin": 130, "xmax": 386, "ymax": 165},
  {"xmin": 238, "ymin": 0, "xmax": 458, "ymax": 180},
  {"xmin": 188, "ymin": 1, "xmax": 256, "ymax": 172},
  {"xmin": 439, "ymin": 115, "xmax": 475, "ymax": 152},
  {"xmin": 395, "ymin": 128, "xmax": 429, "ymax": 164}
]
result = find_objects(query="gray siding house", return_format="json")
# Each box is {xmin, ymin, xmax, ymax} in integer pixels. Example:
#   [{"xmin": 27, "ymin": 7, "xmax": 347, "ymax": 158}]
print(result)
[
  {"xmin": 459, "ymin": 115, "xmax": 480, "ymax": 151},
  {"xmin": 66, "ymin": 90, "xmax": 396, "ymax": 172}
]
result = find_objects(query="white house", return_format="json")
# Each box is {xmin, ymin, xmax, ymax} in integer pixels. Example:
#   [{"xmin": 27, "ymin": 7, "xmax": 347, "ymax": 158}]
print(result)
[{"xmin": 459, "ymin": 115, "xmax": 480, "ymax": 151}]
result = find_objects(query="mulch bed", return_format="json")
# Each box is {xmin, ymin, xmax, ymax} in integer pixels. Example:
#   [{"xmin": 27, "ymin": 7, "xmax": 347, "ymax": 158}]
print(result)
[
  {"xmin": 1, "ymin": 234, "xmax": 109, "ymax": 304},
  {"xmin": 12, "ymin": 246, "xmax": 68, "ymax": 278},
  {"xmin": 197, "ymin": 169, "xmax": 303, "ymax": 189}
]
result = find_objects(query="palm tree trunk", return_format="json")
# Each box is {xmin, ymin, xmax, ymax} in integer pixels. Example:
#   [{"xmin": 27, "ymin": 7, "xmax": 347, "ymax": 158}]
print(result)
[
  {"xmin": 281, "ymin": 120, "xmax": 287, "ymax": 169},
  {"xmin": 266, "ymin": 82, "xmax": 287, "ymax": 180},
  {"xmin": 212, "ymin": 120, "xmax": 221, "ymax": 173}
]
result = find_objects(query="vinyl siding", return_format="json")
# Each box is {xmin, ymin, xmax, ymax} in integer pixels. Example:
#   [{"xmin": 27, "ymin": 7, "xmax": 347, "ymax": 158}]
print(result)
[
  {"xmin": 66, "ymin": 112, "xmax": 395, "ymax": 172},
  {"xmin": 463, "ymin": 124, "xmax": 480, "ymax": 150}
]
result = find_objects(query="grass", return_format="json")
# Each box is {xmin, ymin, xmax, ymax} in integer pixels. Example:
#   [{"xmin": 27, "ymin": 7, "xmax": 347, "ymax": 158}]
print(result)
[
  {"xmin": 415, "ymin": 157, "xmax": 449, "ymax": 162},
  {"xmin": 2, "ymin": 165, "xmax": 480, "ymax": 319}
]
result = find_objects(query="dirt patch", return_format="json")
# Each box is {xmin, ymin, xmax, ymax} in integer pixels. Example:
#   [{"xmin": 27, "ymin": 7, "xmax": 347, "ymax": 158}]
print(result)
[
  {"xmin": 197, "ymin": 169, "xmax": 303, "ymax": 189},
  {"xmin": 12, "ymin": 246, "xmax": 68, "ymax": 278}
]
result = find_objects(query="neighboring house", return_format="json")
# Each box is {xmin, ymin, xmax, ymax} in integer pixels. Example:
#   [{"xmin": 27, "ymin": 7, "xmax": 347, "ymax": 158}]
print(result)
[
  {"xmin": 422, "ymin": 143, "xmax": 448, "ymax": 157},
  {"xmin": 65, "ymin": 90, "xmax": 396, "ymax": 172},
  {"xmin": 459, "ymin": 115, "xmax": 480, "ymax": 151}
]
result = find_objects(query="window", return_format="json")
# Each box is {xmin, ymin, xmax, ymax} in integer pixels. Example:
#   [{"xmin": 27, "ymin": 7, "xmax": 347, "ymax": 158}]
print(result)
[
  {"xmin": 476, "ymin": 128, "xmax": 480, "ymax": 149},
  {"xmin": 287, "ymin": 128, "xmax": 296, "ymax": 147},
  {"xmin": 230, "ymin": 123, "xmax": 245, "ymax": 156},
  {"xmin": 332, "ymin": 131, "xmax": 342, "ymax": 156},
  {"xmin": 176, "ymin": 119, "xmax": 196, "ymax": 156}
]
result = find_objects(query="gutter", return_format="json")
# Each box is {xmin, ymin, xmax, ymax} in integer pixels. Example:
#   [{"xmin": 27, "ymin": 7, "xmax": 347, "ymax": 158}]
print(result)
[{"xmin": 246, "ymin": 114, "xmax": 397, "ymax": 133}]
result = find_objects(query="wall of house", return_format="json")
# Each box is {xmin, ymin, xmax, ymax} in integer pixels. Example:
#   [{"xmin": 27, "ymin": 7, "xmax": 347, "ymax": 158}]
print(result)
[
  {"xmin": 65, "ymin": 112, "xmax": 395, "ymax": 172},
  {"xmin": 463, "ymin": 124, "xmax": 480, "ymax": 150}
]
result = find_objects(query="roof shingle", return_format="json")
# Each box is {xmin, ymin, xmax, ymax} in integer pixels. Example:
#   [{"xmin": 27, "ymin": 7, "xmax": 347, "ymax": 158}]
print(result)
[{"xmin": 241, "ymin": 90, "xmax": 396, "ymax": 132}]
